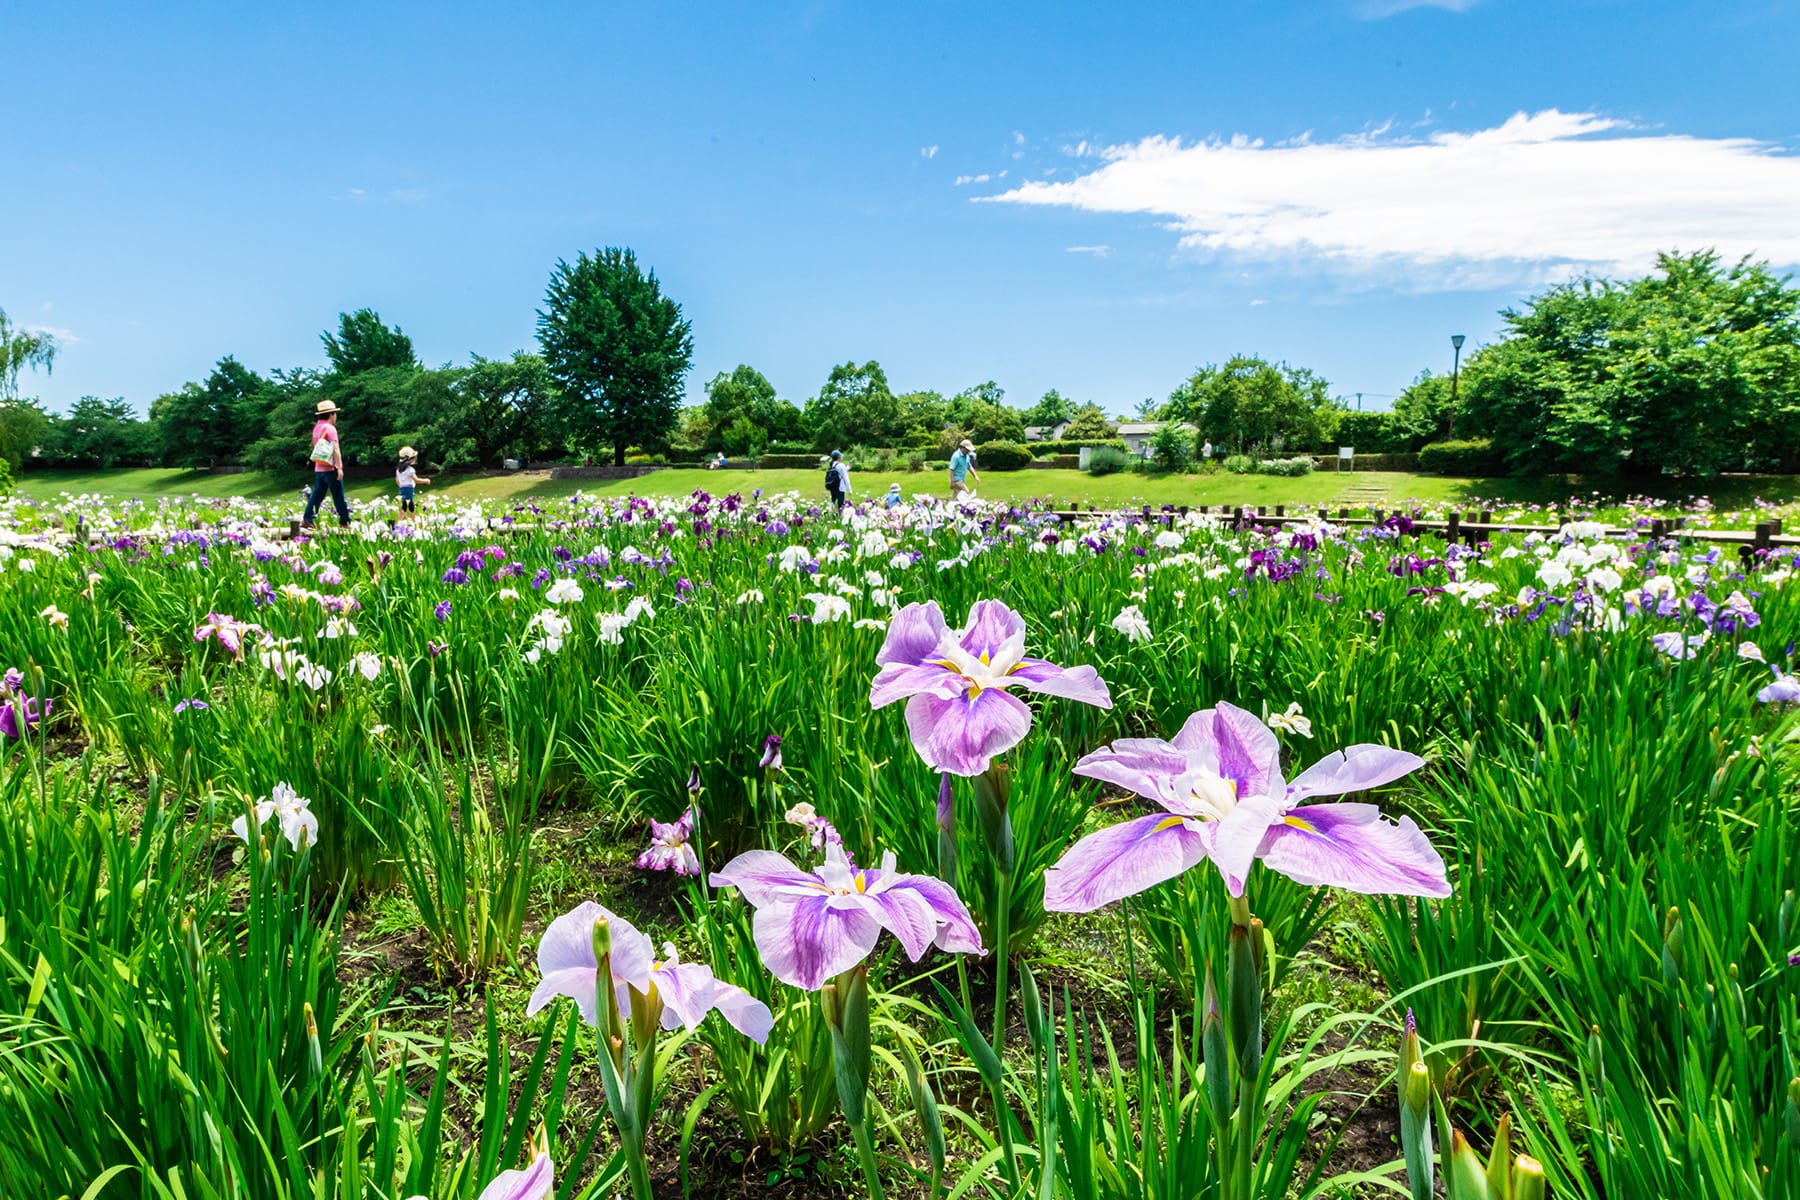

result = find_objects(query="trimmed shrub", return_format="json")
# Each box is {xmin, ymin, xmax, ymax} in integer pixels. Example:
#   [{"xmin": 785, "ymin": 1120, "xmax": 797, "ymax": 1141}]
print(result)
[
  {"xmin": 974, "ymin": 441, "xmax": 1033, "ymax": 471},
  {"xmin": 1419, "ymin": 438, "xmax": 1505, "ymax": 475},
  {"xmin": 1032, "ymin": 438, "xmax": 1130, "ymax": 456},
  {"xmin": 1223, "ymin": 454, "xmax": 1254, "ymax": 474},
  {"xmin": 758, "ymin": 452, "xmax": 830, "ymax": 470},
  {"xmin": 1086, "ymin": 446, "xmax": 1133, "ymax": 476}
]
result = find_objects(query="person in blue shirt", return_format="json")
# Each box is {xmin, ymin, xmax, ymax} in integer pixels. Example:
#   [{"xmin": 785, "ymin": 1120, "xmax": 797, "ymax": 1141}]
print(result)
[
  {"xmin": 884, "ymin": 482, "xmax": 903, "ymax": 509},
  {"xmin": 949, "ymin": 439, "xmax": 980, "ymax": 498}
]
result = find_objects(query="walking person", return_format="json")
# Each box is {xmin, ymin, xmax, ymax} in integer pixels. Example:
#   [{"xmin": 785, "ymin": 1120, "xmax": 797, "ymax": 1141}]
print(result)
[
  {"xmin": 824, "ymin": 450, "xmax": 851, "ymax": 512},
  {"xmin": 949, "ymin": 439, "xmax": 980, "ymax": 499},
  {"xmin": 395, "ymin": 446, "xmax": 431, "ymax": 513},
  {"xmin": 302, "ymin": 399, "xmax": 351, "ymax": 529}
]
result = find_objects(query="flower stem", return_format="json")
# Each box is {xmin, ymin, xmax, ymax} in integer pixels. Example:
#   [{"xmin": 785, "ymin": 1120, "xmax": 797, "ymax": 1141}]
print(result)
[
  {"xmin": 623, "ymin": 1135, "xmax": 653, "ymax": 1200},
  {"xmin": 850, "ymin": 1115, "xmax": 887, "ymax": 1200},
  {"xmin": 991, "ymin": 866, "xmax": 1013, "ymax": 1051}
]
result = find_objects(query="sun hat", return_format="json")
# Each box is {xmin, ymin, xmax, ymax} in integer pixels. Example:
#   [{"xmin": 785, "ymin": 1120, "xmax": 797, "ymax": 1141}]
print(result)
[
  {"xmin": 888, "ymin": 481, "xmax": 901, "ymax": 491},
  {"xmin": 830, "ymin": 450, "xmax": 843, "ymax": 460},
  {"xmin": 958, "ymin": 438, "xmax": 975, "ymax": 452},
  {"xmin": 315, "ymin": 399, "xmax": 339, "ymax": 415},
  {"xmin": 398, "ymin": 446, "xmax": 417, "ymax": 461}
]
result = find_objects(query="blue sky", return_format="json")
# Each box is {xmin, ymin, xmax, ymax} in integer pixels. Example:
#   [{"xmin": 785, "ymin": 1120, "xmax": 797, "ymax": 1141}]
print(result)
[{"xmin": 5, "ymin": 0, "xmax": 1798, "ymax": 418}]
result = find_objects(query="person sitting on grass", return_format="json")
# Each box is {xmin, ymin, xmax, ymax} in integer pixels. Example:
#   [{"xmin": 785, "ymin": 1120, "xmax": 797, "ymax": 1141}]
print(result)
[{"xmin": 396, "ymin": 446, "xmax": 431, "ymax": 513}]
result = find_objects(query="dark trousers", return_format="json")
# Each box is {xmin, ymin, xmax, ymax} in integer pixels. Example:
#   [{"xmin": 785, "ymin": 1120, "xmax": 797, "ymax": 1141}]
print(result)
[
  {"xmin": 304, "ymin": 471, "xmax": 350, "ymax": 526},
  {"xmin": 828, "ymin": 489, "xmax": 845, "ymax": 512}
]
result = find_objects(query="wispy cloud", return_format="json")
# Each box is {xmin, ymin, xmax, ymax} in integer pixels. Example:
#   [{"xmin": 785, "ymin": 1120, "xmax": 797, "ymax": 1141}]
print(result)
[
  {"xmin": 921, "ymin": 145, "xmax": 939, "ymax": 159},
  {"xmin": 1065, "ymin": 245, "xmax": 1112, "ymax": 256},
  {"xmin": 980, "ymin": 110, "xmax": 1800, "ymax": 289},
  {"xmin": 954, "ymin": 173, "xmax": 993, "ymax": 186},
  {"xmin": 340, "ymin": 186, "xmax": 429, "ymax": 204},
  {"xmin": 24, "ymin": 324, "xmax": 78, "ymax": 344},
  {"xmin": 1356, "ymin": 0, "xmax": 1480, "ymax": 17}
]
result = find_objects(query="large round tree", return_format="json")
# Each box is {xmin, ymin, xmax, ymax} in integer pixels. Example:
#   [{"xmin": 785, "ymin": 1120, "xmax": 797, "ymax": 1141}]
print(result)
[{"xmin": 537, "ymin": 248, "xmax": 694, "ymax": 466}]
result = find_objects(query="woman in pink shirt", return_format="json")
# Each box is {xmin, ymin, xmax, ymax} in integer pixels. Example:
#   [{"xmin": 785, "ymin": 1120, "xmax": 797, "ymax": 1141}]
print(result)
[{"xmin": 301, "ymin": 399, "xmax": 351, "ymax": 528}]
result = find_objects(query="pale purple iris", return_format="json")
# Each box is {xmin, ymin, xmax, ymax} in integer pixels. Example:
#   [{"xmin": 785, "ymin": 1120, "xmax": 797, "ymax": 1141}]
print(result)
[
  {"xmin": 710, "ymin": 844, "xmax": 984, "ymax": 990},
  {"xmin": 474, "ymin": 1146, "xmax": 553, "ymax": 1200},
  {"xmin": 527, "ymin": 901, "xmax": 772, "ymax": 1041},
  {"xmin": 637, "ymin": 809, "xmax": 700, "ymax": 876},
  {"xmin": 1759, "ymin": 668, "xmax": 1800, "ymax": 704},
  {"xmin": 759, "ymin": 733, "xmax": 783, "ymax": 770},
  {"xmin": 1044, "ymin": 701, "xmax": 1449, "ymax": 912},
  {"xmin": 870, "ymin": 600, "xmax": 1112, "ymax": 776}
]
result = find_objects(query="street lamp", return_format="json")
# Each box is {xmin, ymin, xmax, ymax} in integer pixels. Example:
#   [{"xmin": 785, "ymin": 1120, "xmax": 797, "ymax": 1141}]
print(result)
[{"xmin": 1447, "ymin": 333, "xmax": 1466, "ymax": 441}]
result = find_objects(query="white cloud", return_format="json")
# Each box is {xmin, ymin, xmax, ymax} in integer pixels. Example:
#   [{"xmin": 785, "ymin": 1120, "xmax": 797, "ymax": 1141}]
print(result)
[
  {"xmin": 981, "ymin": 110, "xmax": 1800, "ymax": 289},
  {"xmin": 921, "ymin": 145, "xmax": 939, "ymax": 158},
  {"xmin": 24, "ymin": 324, "xmax": 77, "ymax": 345},
  {"xmin": 1358, "ymin": 0, "xmax": 1480, "ymax": 16},
  {"xmin": 1065, "ymin": 245, "xmax": 1112, "ymax": 256},
  {"xmin": 954, "ymin": 173, "xmax": 993, "ymax": 186}
]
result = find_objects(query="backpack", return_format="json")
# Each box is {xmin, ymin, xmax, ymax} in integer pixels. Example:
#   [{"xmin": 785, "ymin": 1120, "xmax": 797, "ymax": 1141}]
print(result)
[{"xmin": 825, "ymin": 461, "xmax": 841, "ymax": 493}]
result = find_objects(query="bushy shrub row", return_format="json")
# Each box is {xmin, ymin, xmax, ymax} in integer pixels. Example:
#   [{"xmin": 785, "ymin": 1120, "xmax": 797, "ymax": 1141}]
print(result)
[
  {"xmin": 1084, "ymin": 446, "xmax": 1134, "ymax": 476},
  {"xmin": 1419, "ymin": 438, "xmax": 1505, "ymax": 475},
  {"xmin": 973, "ymin": 441, "xmax": 1033, "ymax": 471},
  {"xmin": 1032, "ymin": 438, "xmax": 1129, "ymax": 456}
]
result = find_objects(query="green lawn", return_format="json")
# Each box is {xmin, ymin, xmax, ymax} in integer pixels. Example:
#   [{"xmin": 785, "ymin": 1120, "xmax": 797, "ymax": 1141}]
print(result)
[{"xmin": 15, "ymin": 464, "xmax": 1800, "ymax": 514}]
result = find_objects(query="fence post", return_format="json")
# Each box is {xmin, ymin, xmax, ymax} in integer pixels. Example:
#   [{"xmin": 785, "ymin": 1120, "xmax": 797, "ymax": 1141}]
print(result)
[
  {"xmin": 1755, "ymin": 522, "xmax": 1774, "ymax": 550},
  {"xmin": 1446, "ymin": 512, "xmax": 1460, "ymax": 543},
  {"xmin": 1275, "ymin": 504, "xmax": 1285, "ymax": 518},
  {"xmin": 288, "ymin": 518, "xmax": 301, "ymax": 539},
  {"xmin": 1373, "ymin": 508, "xmax": 1385, "ymax": 526}
]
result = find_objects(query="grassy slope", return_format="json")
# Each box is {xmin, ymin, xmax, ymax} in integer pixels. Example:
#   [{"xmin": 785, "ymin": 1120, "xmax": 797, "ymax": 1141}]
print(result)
[{"xmin": 16, "ymin": 465, "xmax": 1800, "ymax": 511}]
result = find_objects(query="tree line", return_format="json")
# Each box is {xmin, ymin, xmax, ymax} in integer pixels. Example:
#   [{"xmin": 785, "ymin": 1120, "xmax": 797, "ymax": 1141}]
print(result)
[{"xmin": 2, "ymin": 247, "xmax": 1795, "ymax": 478}]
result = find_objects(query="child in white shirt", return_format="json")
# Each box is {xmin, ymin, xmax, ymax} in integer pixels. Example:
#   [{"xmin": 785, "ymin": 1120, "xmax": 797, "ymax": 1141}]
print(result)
[{"xmin": 396, "ymin": 447, "xmax": 431, "ymax": 513}]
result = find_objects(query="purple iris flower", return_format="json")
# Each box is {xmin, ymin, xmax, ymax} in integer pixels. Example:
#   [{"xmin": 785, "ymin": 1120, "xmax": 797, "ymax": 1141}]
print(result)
[
  {"xmin": 434, "ymin": 600, "xmax": 453, "ymax": 622},
  {"xmin": 759, "ymin": 733, "xmax": 783, "ymax": 770},
  {"xmin": 870, "ymin": 600, "xmax": 1112, "ymax": 777},
  {"xmin": 173, "ymin": 698, "xmax": 210, "ymax": 715},
  {"xmin": 0, "ymin": 695, "xmax": 50, "ymax": 740},
  {"xmin": 1044, "ymin": 701, "xmax": 1448, "ymax": 911},
  {"xmin": 710, "ymin": 845, "xmax": 984, "ymax": 990},
  {"xmin": 637, "ymin": 809, "xmax": 700, "ymax": 875},
  {"xmin": 441, "ymin": 567, "xmax": 469, "ymax": 586},
  {"xmin": 1758, "ymin": 669, "xmax": 1800, "ymax": 704},
  {"xmin": 527, "ymin": 901, "xmax": 772, "ymax": 1040}
]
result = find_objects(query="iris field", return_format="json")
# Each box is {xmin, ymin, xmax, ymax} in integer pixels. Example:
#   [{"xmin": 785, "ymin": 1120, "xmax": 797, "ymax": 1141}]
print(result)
[{"xmin": 1, "ymin": 485, "xmax": 1796, "ymax": 1199}]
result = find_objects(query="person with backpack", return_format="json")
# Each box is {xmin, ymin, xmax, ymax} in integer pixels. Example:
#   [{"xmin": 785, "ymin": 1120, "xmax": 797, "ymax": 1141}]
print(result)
[
  {"xmin": 302, "ymin": 399, "xmax": 351, "ymax": 529},
  {"xmin": 824, "ymin": 450, "xmax": 851, "ymax": 512}
]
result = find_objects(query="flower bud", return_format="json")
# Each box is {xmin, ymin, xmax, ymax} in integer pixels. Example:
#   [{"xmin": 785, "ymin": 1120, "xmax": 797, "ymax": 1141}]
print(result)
[
  {"xmin": 1485, "ymin": 1113, "xmax": 1513, "ymax": 1200},
  {"xmin": 1660, "ymin": 906, "xmax": 1684, "ymax": 985},
  {"xmin": 1511, "ymin": 1157, "xmax": 1546, "ymax": 1200},
  {"xmin": 1786, "ymin": 1077, "xmax": 1800, "ymax": 1150},
  {"xmin": 1780, "ymin": 889, "xmax": 1795, "ymax": 946},
  {"xmin": 1202, "ymin": 967, "xmax": 1232, "ymax": 1125},
  {"xmin": 1448, "ymin": 1129, "xmax": 1490, "ymax": 1199},
  {"xmin": 304, "ymin": 1002, "xmax": 323, "ymax": 1078},
  {"xmin": 1227, "ymin": 920, "xmax": 1262, "ymax": 1086}
]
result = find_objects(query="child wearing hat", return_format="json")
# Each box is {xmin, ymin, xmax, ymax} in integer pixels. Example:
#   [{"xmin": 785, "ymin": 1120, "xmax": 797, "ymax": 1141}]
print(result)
[
  {"xmin": 884, "ymin": 481, "xmax": 903, "ymax": 510},
  {"xmin": 395, "ymin": 447, "xmax": 431, "ymax": 514}
]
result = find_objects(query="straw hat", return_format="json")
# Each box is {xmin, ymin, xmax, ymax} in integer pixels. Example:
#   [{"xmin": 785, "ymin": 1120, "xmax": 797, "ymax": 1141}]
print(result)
[
  {"xmin": 315, "ymin": 399, "xmax": 339, "ymax": 415},
  {"xmin": 398, "ymin": 446, "xmax": 417, "ymax": 462},
  {"xmin": 958, "ymin": 438, "xmax": 975, "ymax": 453}
]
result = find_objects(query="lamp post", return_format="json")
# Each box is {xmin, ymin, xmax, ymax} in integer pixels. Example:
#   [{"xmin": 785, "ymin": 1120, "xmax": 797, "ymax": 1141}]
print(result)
[{"xmin": 1447, "ymin": 333, "xmax": 1466, "ymax": 440}]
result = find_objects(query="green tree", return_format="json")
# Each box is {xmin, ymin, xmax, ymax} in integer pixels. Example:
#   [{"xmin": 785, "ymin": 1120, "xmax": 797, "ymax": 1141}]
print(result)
[
  {"xmin": 897, "ymin": 390, "xmax": 948, "ymax": 446},
  {"xmin": 1467, "ymin": 250, "xmax": 1800, "ymax": 475},
  {"xmin": 720, "ymin": 414, "xmax": 767, "ymax": 458},
  {"xmin": 806, "ymin": 361, "xmax": 901, "ymax": 450},
  {"xmin": 150, "ymin": 356, "xmax": 271, "ymax": 467},
  {"xmin": 0, "ymin": 307, "xmax": 58, "ymax": 400},
  {"xmin": 702, "ymin": 364, "xmax": 809, "ymax": 448},
  {"xmin": 322, "ymin": 309, "xmax": 417, "ymax": 375},
  {"xmin": 537, "ymin": 248, "xmax": 695, "ymax": 466},
  {"xmin": 1060, "ymin": 403, "xmax": 1117, "ymax": 440},
  {"xmin": 1023, "ymin": 388, "xmax": 1073, "ymax": 427},
  {"xmin": 1390, "ymin": 371, "xmax": 1458, "ymax": 449},
  {"xmin": 1148, "ymin": 421, "xmax": 1196, "ymax": 472},
  {"xmin": 55, "ymin": 397, "xmax": 150, "ymax": 468},
  {"xmin": 0, "ymin": 398, "xmax": 49, "ymax": 470},
  {"xmin": 946, "ymin": 382, "xmax": 1025, "ymax": 444},
  {"xmin": 1177, "ymin": 356, "xmax": 1341, "ymax": 453}
]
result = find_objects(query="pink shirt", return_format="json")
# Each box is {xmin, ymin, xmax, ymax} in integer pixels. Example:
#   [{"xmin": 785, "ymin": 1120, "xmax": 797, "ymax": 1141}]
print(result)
[{"xmin": 312, "ymin": 420, "xmax": 339, "ymax": 472}]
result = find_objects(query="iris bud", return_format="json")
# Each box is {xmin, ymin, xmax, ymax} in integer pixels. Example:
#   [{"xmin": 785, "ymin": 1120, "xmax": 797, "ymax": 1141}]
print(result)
[
  {"xmin": 1512, "ymin": 1157, "xmax": 1546, "ymax": 1200},
  {"xmin": 1447, "ymin": 1129, "xmax": 1490, "ymax": 1199},
  {"xmin": 1660, "ymin": 907, "xmax": 1684, "ymax": 985}
]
